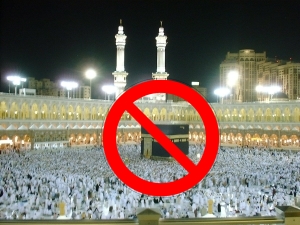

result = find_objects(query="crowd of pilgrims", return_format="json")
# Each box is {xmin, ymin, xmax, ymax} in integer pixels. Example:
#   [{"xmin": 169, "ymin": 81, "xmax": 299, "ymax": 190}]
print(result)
[{"xmin": 0, "ymin": 144, "xmax": 299, "ymax": 220}]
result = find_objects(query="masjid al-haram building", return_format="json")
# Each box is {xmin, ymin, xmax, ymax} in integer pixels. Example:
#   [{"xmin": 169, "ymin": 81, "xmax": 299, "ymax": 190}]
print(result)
[{"xmin": 0, "ymin": 22, "xmax": 299, "ymax": 222}]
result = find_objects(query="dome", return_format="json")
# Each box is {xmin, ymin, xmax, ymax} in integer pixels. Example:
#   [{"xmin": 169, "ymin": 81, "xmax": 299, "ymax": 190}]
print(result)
[{"xmin": 271, "ymin": 92, "xmax": 289, "ymax": 101}]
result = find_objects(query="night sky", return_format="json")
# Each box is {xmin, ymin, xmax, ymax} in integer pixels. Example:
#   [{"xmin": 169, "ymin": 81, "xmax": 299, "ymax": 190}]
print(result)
[{"xmin": 1, "ymin": 0, "xmax": 300, "ymax": 101}]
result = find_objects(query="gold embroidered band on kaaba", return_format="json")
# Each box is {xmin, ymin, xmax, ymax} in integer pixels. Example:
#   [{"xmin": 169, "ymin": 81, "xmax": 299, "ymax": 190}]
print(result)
[{"xmin": 141, "ymin": 134, "xmax": 189, "ymax": 142}]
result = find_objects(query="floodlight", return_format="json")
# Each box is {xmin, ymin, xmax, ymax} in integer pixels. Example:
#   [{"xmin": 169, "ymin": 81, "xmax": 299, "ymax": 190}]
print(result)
[{"xmin": 227, "ymin": 71, "xmax": 239, "ymax": 87}]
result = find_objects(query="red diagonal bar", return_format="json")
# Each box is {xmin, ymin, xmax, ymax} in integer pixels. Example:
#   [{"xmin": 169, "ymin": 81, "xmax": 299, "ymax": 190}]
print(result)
[{"xmin": 126, "ymin": 103, "xmax": 196, "ymax": 173}]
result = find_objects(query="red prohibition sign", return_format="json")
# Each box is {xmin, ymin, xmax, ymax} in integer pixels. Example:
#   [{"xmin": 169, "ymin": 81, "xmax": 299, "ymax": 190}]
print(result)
[{"xmin": 102, "ymin": 80, "xmax": 219, "ymax": 197}]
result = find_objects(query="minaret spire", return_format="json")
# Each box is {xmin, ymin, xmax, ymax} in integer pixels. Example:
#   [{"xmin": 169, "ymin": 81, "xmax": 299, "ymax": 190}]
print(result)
[
  {"xmin": 151, "ymin": 21, "xmax": 169, "ymax": 101},
  {"xmin": 112, "ymin": 19, "xmax": 128, "ymax": 99},
  {"xmin": 152, "ymin": 21, "xmax": 168, "ymax": 77}
]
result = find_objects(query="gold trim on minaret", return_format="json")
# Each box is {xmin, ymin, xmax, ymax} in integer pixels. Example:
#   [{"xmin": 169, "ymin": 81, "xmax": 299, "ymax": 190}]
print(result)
[{"xmin": 120, "ymin": 19, "xmax": 122, "ymax": 25}]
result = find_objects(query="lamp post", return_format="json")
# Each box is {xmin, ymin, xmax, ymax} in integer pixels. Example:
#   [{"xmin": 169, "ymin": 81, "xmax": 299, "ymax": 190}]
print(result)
[
  {"xmin": 85, "ymin": 69, "xmax": 97, "ymax": 99},
  {"xmin": 102, "ymin": 85, "xmax": 117, "ymax": 100},
  {"xmin": 61, "ymin": 81, "xmax": 78, "ymax": 99},
  {"xmin": 214, "ymin": 87, "xmax": 230, "ymax": 104},
  {"xmin": 7, "ymin": 76, "xmax": 26, "ymax": 95},
  {"xmin": 226, "ymin": 71, "xmax": 238, "ymax": 103}
]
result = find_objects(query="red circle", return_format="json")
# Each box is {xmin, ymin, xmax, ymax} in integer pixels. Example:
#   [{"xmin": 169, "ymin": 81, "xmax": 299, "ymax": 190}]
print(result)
[{"xmin": 103, "ymin": 80, "xmax": 219, "ymax": 197}]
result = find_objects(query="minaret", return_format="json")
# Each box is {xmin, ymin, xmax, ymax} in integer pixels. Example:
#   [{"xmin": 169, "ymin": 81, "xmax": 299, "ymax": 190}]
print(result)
[
  {"xmin": 151, "ymin": 21, "xmax": 169, "ymax": 101},
  {"xmin": 152, "ymin": 21, "xmax": 169, "ymax": 80},
  {"xmin": 112, "ymin": 19, "xmax": 128, "ymax": 99}
]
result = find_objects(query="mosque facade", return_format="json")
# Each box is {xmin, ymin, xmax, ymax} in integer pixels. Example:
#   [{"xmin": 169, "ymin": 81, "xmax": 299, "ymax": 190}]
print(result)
[
  {"xmin": 0, "ymin": 22, "xmax": 299, "ymax": 150},
  {"xmin": 0, "ymin": 93, "xmax": 299, "ymax": 150}
]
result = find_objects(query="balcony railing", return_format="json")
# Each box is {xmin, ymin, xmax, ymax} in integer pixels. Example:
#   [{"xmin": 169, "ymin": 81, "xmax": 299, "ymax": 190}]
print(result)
[{"xmin": 1, "ymin": 91, "xmax": 300, "ymax": 104}]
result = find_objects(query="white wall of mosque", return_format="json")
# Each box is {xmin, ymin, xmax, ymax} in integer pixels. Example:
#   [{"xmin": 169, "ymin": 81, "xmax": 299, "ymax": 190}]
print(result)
[{"xmin": 0, "ymin": 94, "xmax": 299, "ymax": 149}]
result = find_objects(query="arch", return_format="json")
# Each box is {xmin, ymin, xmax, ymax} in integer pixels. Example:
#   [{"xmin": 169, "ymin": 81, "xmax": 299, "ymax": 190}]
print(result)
[
  {"xmin": 97, "ymin": 107, "xmax": 104, "ymax": 120},
  {"xmin": 252, "ymin": 133, "xmax": 261, "ymax": 146},
  {"xmin": 10, "ymin": 102, "xmax": 19, "ymax": 119},
  {"xmin": 187, "ymin": 110, "xmax": 193, "ymax": 121},
  {"xmin": 220, "ymin": 132, "xmax": 227, "ymax": 143},
  {"xmin": 292, "ymin": 107, "xmax": 300, "ymax": 122},
  {"xmin": 227, "ymin": 132, "xmax": 235, "ymax": 144},
  {"xmin": 69, "ymin": 133, "xmax": 76, "ymax": 145},
  {"xmin": 273, "ymin": 108, "xmax": 281, "ymax": 122},
  {"xmin": 264, "ymin": 108, "xmax": 272, "ymax": 122},
  {"xmin": 216, "ymin": 109, "xmax": 223, "ymax": 122},
  {"xmin": 50, "ymin": 105, "xmax": 58, "ymax": 119},
  {"xmin": 160, "ymin": 108, "xmax": 167, "ymax": 121},
  {"xmin": 183, "ymin": 109, "xmax": 189, "ymax": 121},
  {"xmin": 166, "ymin": 110, "xmax": 173, "ymax": 121},
  {"xmin": 116, "ymin": 131, "xmax": 123, "ymax": 144},
  {"xmin": 290, "ymin": 135, "xmax": 299, "ymax": 147},
  {"xmin": 173, "ymin": 109, "xmax": 180, "ymax": 121},
  {"xmin": 280, "ymin": 135, "xmax": 288, "ymax": 146},
  {"xmin": 224, "ymin": 109, "xmax": 230, "ymax": 122},
  {"xmin": 67, "ymin": 105, "xmax": 75, "ymax": 120},
  {"xmin": 84, "ymin": 133, "xmax": 91, "ymax": 144},
  {"xmin": 76, "ymin": 105, "xmax": 83, "ymax": 120},
  {"xmin": 83, "ymin": 107, "xmax": 90, "ymax": 120},
  {"xmin": 244, "ymin": 133, "xmax": 252, "ymax": 146},
  {"xmin": 269, "ymin": 134, "xmax": 278, "ymax": 147},
  {"xmin": 0, "ymin": 101, "xmax": 8, "ymax": 119},
  {"xmin": 248, "ymin": 108, "xmax": 254, "ymax": 122},
  {"xmin": 239, "ymin": 108, "xmax": 246, "ymax": 122},
  {"xmin": 152, "ymin": 108, "xmax": 159, "ymax": 121},
  {"xmin": 198, "ymin": 132, "xmax": 205, "ymax": 144},
  {"xmin": 31, "ymin": 103, "xmax": 39, "ymax": 119},
  {"xmin": 91, "ymin": 107, "xmax": 97, "ymax": 120},
  {"xmin": 255, "ymin": 108, "xmax": 262, "ymax": 122},
  {"xmin": 235, "ymin": 133, "xmax": 243, "ymax": 145},
  {"xmin": 143, "ymin": 108, "xmax": 151, "ymax": 118},
  {"xmin": 190, "ymin": 110, "xmax": 197, "ymax": 121},
  {"xmin": 261, "ymin": 134, "xmax": 269, "ymax": 146},
  {"xmin": 283, "ymin": 107, "xmax": 291, "ymax": 122},
  {"xmin": 190, "ymin": 131, "xmax": 198, "ymax": 142},
  {"xmin": 20, "ymin": 102, "xmax": 30, "ymax": 119},
  {"xmin": 41, "ymin": 103, "xmax": 48, "ymax": 119},
  {"xmin": 60, "ymin": 105, "xmax": 66, "ymax": 120},
  {"xmin": 231, "ymin": 108, "xmax": 238, "ymax": 121}
]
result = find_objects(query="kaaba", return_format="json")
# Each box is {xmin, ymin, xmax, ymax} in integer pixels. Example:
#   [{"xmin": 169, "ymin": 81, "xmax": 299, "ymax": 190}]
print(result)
[{"xmin": 141, "ymin": 124, "xmax": 189, "ymax": 160}]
